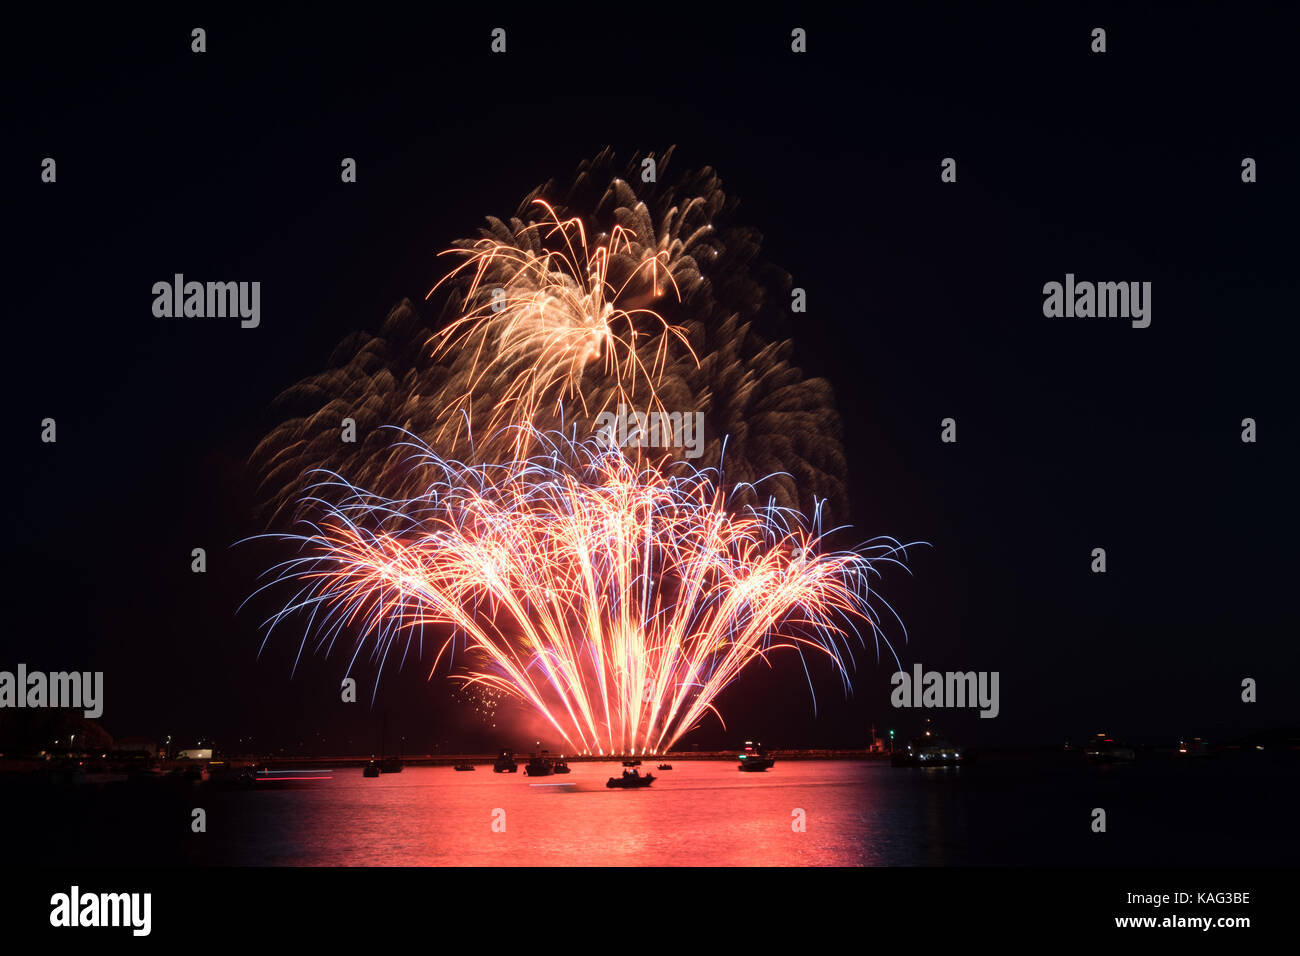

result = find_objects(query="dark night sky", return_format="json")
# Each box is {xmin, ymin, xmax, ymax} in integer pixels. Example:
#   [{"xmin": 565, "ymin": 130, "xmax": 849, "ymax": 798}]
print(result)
[{"xmin": 4, "ymin": 7, "xmax": 1297, "ymax": 754}]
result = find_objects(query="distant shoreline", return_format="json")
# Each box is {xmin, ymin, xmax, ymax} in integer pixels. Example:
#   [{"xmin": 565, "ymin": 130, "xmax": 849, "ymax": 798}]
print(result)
[{"xmin": 5, "ymin": 742, "xmax": 1292, "ymax": 774}]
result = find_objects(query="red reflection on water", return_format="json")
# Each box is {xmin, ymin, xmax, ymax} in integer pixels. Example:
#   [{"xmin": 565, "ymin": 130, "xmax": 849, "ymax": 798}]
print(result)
[{"xmin": 229, "ymin": 761, "xmax": 901, "ymax": 866}]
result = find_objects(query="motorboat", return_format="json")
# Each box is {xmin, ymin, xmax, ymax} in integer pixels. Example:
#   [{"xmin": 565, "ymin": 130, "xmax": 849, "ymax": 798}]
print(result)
[
  {"xmin": 891, "ymin": 730, "xmax": 965, "ymax": 767},
  {"xmin": 737, "ymin": 741, "xmax": 775, "ymax": 771},
  {"xmin": 524, "ymin": 753, "xmax": 555, "ymax": 776},
  {"xmin": 606, "ymin": 770, "xmax": 655, "ymax": 788},
  {"xmin": 493, "ymin": 750, "xmax": 518, "ymax": 773},
  {"xmin": 1084, "ymin": 734, "xmax": 1136, "ymax": 763}
]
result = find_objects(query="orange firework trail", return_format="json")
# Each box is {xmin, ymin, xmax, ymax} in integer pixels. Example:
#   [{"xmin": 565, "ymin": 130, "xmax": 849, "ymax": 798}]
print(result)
[
  {"xmin": 254, "ymin": 427, "xmax": 915, "ymax": 754},
  {"xmin": 425, "ymin": 200, "xmax": 696, "ymax": 460}
]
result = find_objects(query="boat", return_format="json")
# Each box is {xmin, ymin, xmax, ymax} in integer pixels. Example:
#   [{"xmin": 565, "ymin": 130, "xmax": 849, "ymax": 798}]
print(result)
[
  {"xmin": 372, "ymin": 713, "xmax": 402, "ymax": 773},
  {"xmin": 524, "ymin": 753, "xmax": 555, "ymax": 776},
  {"xmin": 1177, "ymin": 737, "xmax": 1211, "ymax": 758},
  {"xmin": 737, "ymin": 741, "xmax": 775, "ymax": 772},
  {"xmin": 891, "ymin": 730, "xmax": 965, "ymax": 767},
  {"xmin": 621, "ymin": 759, "xmax": 641, "ymax": 767},
  {"xmin": 657, "ymin": 764, "xmax": 673, "ymax": 770},
  {"xmin": 606, "ymin": 770, "xmax": 655, "ymax": 788},
  {"xmin": 552, "ymin": 760, "xmax": 570, "ymax": 774},
  {"xmin": 363, "ymin": 761, "xmax": 380, "ymax": 777},
  {"xmin": 493, "ymin": 750, "xmax": 518, "ymax": 773},
  {"xmin": 1083, "ymin": 734, "xmax": 1136, "ymax": 763},
  {"xmin": 453, "ymin": 762, "xmax": 476, "ymax": 771}
]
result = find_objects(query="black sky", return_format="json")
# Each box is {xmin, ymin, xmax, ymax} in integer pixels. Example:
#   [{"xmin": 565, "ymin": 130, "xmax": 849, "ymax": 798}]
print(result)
[{"xmin": 4, "ymin": 7, "xmax": 1297, "ymax": 754}]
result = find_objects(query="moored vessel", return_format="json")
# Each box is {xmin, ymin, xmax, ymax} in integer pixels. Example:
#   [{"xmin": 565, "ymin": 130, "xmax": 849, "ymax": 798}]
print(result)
[
  {"xmin": 737, "ymin": 741, "xmax": 775, "ymax": 771},
  {"xmin": 493, "ymin": 749, "xmax": 518, "ymax": 773},
  {"xmin": 891, "ymin": 729, "xmax": 965, "ymax": 767},
  {"xmin": 607, "ymin": 769, "xmax": 655, "ymax": 788},
  {"xmin": 524, "ymin": 753, "xmax": 555, "ymax": 776},
  {"xmin": 1083, "ymin": 733, "xmax": 1136, "ymax": 763}
]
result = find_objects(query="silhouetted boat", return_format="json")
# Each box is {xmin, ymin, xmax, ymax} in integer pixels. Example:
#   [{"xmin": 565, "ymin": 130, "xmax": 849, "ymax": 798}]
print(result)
[
  {"xmin": 453, "ymin": 763, "xmax": 475, "ymax": 771},
  {"xmin": 891, "ymin": 732, "xmax": 966, "ymax": 767},
  {"xmin": 552, "ymin": 760, "xmax": 570, "ymax": 774},
  {"xmin": 738, "ymin": 741, "xmax": 775, "ymax": 771},
  {"xmin": 1084, "ymin": 734, "xmax": 1135, "ymax": 763},
  {"xmin": 493, "ymin": 750, "xmax": 518, "ymax": 773},
  {"xmin": 622, "ymin": 759, "xmax": 641, "ymax": 767},
  {"xmin": 363, "ymin": 762, "xmax": 380, "ymax": 777},
  {"xmin": 657, "ymin": 764, "xmax": 673, "ymax": 770},
  {"xmin": 372, "ymin": 712, "xmax": 402, "ymax": 772},
  {"xmin": 607, "ymin": 770, "xmax": 655, "ymax": 788},
  {"xmin": 524, "ymin": 753, "xmax": 555, "ymax": 776}
]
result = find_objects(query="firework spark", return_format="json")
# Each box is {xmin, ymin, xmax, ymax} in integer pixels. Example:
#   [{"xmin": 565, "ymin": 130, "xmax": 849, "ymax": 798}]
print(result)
[
  {"xmin": 253, "ymin": 428, "xmax": 913, "ymax": 754},
  {"xmin": 252, "ymin": 149, "xmax": 849, "ymax": 524},
  {"xmin": 425, "ymin": 199, "xmax": 695, "ymax": 459}
]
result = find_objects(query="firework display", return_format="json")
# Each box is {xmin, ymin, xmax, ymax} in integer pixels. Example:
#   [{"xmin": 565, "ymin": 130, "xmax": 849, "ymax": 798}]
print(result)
[
  {"xmin": 256, "ymin": 429, "xmax": 910, "ymax": 754},
  {"xmin": 252, "ymin": 150, "xmax": 904, "ymax": 746},
  {"xmin": 423, "ymin": 199, "xmax": 695, "ymax": 461},
  {"xmin": 252, "ymin": 148, "xmax": 847, "ymax": 524}
]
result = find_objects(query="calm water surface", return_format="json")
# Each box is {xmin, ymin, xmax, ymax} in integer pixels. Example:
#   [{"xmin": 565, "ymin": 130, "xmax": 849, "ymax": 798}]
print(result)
[
  {"xmin": 223, "ymin": 761, "xmax": 885, "ymax": 866},
  {"xmin": 201, "ymin": 756, "xmax": 1294, "ymax": 866},
  {"xmin": 12, "ymin": 756, "xmax": 1295, "ymax": 866}
]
